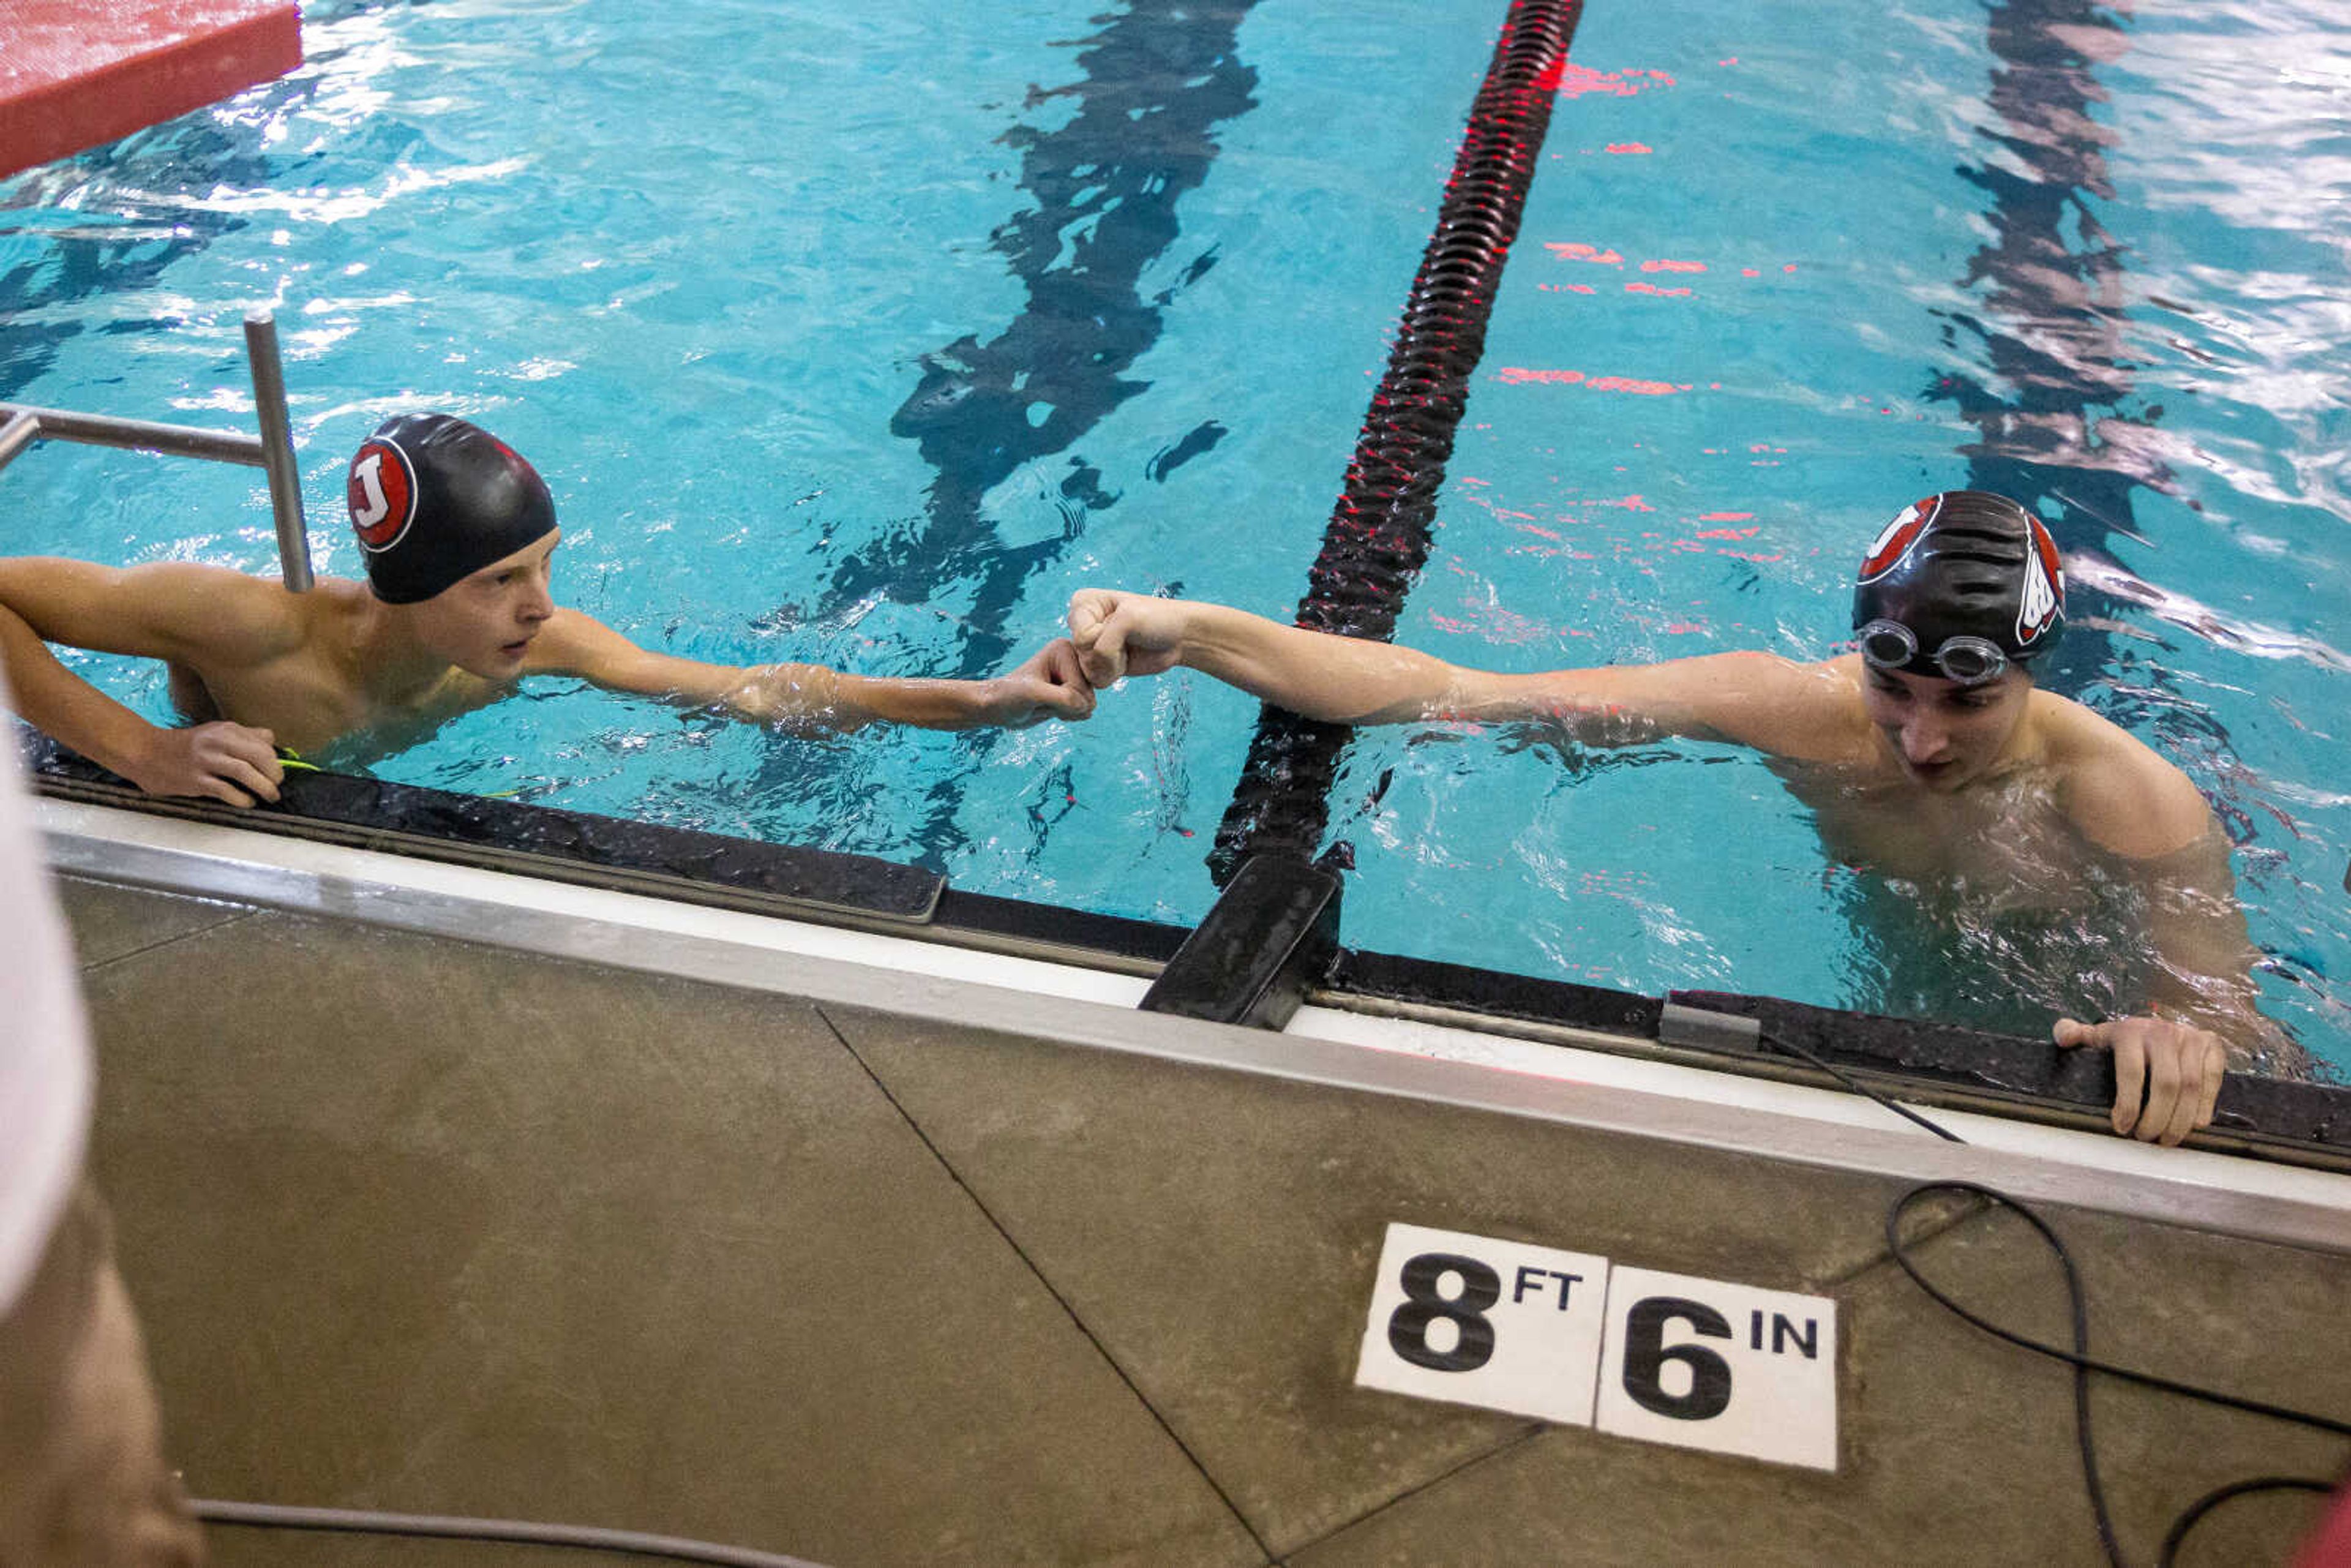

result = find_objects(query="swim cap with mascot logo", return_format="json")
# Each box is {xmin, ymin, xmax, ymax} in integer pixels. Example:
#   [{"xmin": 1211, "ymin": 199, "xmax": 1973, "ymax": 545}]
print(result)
[
  {"xmin": 1851, "ymin": 490, "xmax": 2064, "ymax": 682},
  {"xmin": 344, "ymin": 413, "xmax": 557, "ymax": 604}
]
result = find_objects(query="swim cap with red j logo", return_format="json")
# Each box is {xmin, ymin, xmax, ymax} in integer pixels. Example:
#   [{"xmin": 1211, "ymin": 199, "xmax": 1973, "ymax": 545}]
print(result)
[
  {"xmin": 345, "ymin": 413, "xmax": 557, "ymax": 604},
  {"xmin": 1851, "ymin": 490, "xmax": 2065, "ymax": 677}
]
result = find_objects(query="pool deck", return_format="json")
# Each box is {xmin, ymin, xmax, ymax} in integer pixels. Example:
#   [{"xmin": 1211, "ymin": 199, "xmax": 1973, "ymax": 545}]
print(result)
[{"xmin": 45, "ymin": 802, "xmax": 2351, "ymax": 1567}]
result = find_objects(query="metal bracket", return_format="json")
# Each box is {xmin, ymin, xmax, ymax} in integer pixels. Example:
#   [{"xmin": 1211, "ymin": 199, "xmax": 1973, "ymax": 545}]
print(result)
[
  {"xmin": 1140, "ymin": 854, "xmax": 1341, "ymax": 1030},
  {"xmin": 1657, "ymin": 1000, "xmax": 1764, "ymax": 1055},
  {"xmin": 0, "ymin": 311, "xmax": 312, "ymax": 590}
]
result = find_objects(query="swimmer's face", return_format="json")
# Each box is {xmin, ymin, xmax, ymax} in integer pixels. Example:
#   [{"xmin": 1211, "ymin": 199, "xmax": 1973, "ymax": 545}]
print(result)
[
  {"xmin": 1860, "ymin": 661, "xmax": 2032, "ymax": 790},
  {"xmin": 407, "ymin": 529, "xmax": 560, "ymax": 678}
]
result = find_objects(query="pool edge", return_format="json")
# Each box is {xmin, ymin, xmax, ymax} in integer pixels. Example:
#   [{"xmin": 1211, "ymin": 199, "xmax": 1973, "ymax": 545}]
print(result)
[{"xmin": 37, "ymin": 796, "xmax": 2351, "ymax": 1255}]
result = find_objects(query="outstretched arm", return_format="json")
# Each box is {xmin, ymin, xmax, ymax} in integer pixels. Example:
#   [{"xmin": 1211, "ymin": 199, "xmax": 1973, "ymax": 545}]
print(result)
[
  {"xmin": 1067, "ymin": 588, "xmax": 1855, "ymax": 757},
  {"xmin": 526, "ymin": 610, "xmax": 1095, "ymax": 733},
  {"xmin": 0, "ymin": 558, "xmax": 291, "ymax": 805}
]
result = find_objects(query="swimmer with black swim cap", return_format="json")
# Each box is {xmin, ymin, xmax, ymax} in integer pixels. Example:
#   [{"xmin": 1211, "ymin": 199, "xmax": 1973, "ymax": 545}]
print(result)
[
  {"xmin": 329, "ymin": 410, "xmax": 568, "ymax": 685},
  {"xmin": 346, "ymin": 411, "xmax": 558, "ymax": 605},
  {"xmin": 1071, "ymin": 489, "xmax": 2300, "ymax": 1145},
  {"xmin": 1840, "ymin": 490, "xmax": 2068, "ymax": 795},
  {"xmin": 1851, "ymin": 489, "xmax": 2066, "ymax": 686},
  {"xmin": 0, "ymin": 407, "xmax": 1095, "ymax": 803}
]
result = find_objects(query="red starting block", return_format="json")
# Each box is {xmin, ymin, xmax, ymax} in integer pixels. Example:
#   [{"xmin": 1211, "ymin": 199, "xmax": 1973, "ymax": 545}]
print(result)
[{"xmin": 0, "ymin": 0, "xmax": 302, "ymax": 182}]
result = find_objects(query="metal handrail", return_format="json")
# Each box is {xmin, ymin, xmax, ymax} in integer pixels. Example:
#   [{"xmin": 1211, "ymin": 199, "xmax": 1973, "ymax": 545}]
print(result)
[
  {"xmin": 0, "ymin": 410, "xmax": 39, "ymax": 468},
  {"xmin": 243, "ymin": 312, "xmax": 313, "ymax": 590},
  {"xmin": 0, "ymin": 403, "xmax": 263, "ymax": 465},
  {"xmin": 0, "ymin": 311, "xmax": 314, "ymax": 590}
]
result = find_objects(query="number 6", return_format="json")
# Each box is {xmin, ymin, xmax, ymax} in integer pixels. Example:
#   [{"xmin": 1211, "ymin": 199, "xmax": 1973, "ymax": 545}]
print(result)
[{"xmin": 1619, "ymin": 1296, "xmax": 1733, "ymax": 1420}]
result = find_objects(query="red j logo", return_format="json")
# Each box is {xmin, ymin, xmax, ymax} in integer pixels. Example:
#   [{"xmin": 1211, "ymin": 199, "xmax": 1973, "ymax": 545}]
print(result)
[{"xmin": 348, "ymin": 440, "xmax": 416, "ymax": 551}]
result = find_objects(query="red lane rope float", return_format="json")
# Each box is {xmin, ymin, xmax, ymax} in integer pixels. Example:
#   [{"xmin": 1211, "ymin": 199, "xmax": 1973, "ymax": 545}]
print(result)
[
  {"xmin": 0, "ymin": 0, "xmax": 302, "ymax": 183},
  {"xmin": 1211, "ymin": 0, "xmax": 1583, "ymax": 881}
]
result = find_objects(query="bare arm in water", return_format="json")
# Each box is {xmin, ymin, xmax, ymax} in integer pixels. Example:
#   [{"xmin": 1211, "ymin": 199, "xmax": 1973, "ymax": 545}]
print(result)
[
  {"xmin": 525, "ymin": 610, "xmax": 1097, "ymax": 733},
  {"xmin": 1065, "ymin": 587, "xmax": 1863, "ymax": 757},
  {"xmin": 2051, "ymin": 711, "xmax": 2304, "ymax": 1141}
]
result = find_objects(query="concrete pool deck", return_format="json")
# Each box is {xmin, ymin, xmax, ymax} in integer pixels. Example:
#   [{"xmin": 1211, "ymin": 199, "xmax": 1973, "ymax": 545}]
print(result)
[{"xmin": 42, "ymin": 801, "xmax": 2351, "ymax": 1567}]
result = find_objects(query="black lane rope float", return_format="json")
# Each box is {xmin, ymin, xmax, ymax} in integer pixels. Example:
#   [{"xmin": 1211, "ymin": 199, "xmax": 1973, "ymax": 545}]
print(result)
[{"xmin": 1209, "ymin": 0, "xmax": 1583, "ymax": 883}]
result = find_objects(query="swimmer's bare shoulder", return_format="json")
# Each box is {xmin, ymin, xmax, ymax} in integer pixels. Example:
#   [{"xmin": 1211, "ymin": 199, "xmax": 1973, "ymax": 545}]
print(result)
[
  {"xmin": 517, "ymin": 607, "xmax": 782, "ymax": 694},
  {"xmin": 2036, "ymin": 689, "xmax": 2305, "ymax": 1076},
  {"xmin": 515, "ymin": 606, "xmax": 637, "ymax": 680},
  {"xmin": 0, "ymin": 557, "xmax": 317, "ymax": 670},
  {"xmin": 2038, "ymin": 691, "xmax": 2214, "ymax": 859},
  {"xmin": 0, "ymin": 558, "xmax": 338, "ymax": 803}
]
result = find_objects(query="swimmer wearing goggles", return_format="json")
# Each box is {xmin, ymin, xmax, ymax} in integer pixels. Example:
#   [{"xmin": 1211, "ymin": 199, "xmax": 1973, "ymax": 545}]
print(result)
[
  {"xmin": 1070, "ymin": 489, "xmax": 2303, "ymax": 1147},
  {"xmin": 1851, "ymin": 489, "xmax": 2066, "ymax": 685}
]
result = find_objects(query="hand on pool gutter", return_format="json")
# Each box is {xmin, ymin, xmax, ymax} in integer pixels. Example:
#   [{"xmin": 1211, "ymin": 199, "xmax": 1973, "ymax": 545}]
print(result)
[
  {"xmin": 2054, "ymin": 1015, "xmax": 2227, "ymax": 1147},
  {"xmin": 124, "ymin": 719, "xmax": 285, "ymax": 808}
]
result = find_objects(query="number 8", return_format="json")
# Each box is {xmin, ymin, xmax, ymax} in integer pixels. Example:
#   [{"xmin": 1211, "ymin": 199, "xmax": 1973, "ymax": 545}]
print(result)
[{"xmin": 1387, "ymin": 1252, "xmax": 1501, "ymax": 1372}]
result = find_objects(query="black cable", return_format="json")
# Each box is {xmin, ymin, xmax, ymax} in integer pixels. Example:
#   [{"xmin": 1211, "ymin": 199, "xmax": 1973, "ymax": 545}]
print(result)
[
  {"xmin": 1886, "ymin": 1191, "xmax": 2351, "ymax": 1442},
  {"xmin": 191, "ymin": 1499, "xmax": 828, "ymax": 1567},
  {"xmin": 1884, "ymin": 1182, "xmax": 2349, "ymax": 1567},
  {"xmin": 1891, "ymin": 1181, "xmax": 2123, "ymax": 1562},
  {"xmin": 2158, "ymin": 1477, "xmax": 2337, "ymax": 1568},
  {"xmin": 1755, "ymin": 1032, "xmax": 1968, "ymax": 1142},
  {"xmin": 1747, "ymin": 1030, "xmax": 2346, "ymax": 1563}
]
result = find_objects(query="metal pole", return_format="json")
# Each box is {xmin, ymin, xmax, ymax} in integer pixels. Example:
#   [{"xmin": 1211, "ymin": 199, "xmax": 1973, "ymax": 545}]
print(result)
[
  {"xmin": 242, "ymin": 311, "xmax": 313, "ymax": 591},
  {"xmin": 0, "ymin": 402, "xmax": 265, "ymax": 465},
  {"xmin": 0, "ymin": 410, "xmax": 39, "ymax": 473}
]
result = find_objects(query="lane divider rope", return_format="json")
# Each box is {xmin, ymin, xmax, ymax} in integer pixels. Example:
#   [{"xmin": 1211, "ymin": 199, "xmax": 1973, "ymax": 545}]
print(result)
[{"xmin": 1212, "ymin": 0, "xmax": 1584, "ymax": 880}]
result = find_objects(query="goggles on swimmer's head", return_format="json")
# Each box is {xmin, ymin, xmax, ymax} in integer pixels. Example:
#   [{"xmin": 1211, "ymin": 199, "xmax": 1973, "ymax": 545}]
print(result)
[
  {"xmin": 1856, "ymin": 619, "xmax": 2011, "ymax": 685},
  {"xmin": 1850, "ymin": 490, "xmax": 2065, "ymax": 685}
]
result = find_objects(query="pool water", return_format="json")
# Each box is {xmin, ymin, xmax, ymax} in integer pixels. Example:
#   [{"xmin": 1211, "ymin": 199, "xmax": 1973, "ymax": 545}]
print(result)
[{"xmin": 2, "ymin": 0, "xmax": 2345, "ymax": 1074}]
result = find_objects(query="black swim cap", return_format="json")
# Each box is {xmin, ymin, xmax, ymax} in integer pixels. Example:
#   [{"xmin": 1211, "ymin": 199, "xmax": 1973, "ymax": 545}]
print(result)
[
  {"xmin": 1851, "ymin": 490, "xmax": 2064, "ymax": 678},
  {"xmin": 344, "ymin": 413, "xmax": 557, "ymax": 604}
]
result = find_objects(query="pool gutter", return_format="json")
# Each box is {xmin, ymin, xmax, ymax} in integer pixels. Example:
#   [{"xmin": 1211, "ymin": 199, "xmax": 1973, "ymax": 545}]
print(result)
[{"xmin": 37, "ymin": 795, "xmax": 2351, "ymax": 1256}]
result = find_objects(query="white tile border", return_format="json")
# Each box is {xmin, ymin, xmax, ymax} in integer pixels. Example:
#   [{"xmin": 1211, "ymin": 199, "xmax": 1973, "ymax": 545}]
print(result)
[{"xmin": 37, "ymin": 798, "xmax": 2351, "ymax": 1253}]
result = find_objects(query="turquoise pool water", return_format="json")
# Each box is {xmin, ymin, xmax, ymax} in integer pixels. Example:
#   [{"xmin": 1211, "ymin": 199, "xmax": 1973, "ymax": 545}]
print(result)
[{"xmin": 2, "ymin": 0, "xmax": 2344, "ymax": 1073}]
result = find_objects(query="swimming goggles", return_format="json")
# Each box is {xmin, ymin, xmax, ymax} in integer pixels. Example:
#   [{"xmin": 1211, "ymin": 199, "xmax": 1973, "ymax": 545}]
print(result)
[{"xmin": 1856, "ymin": 619, "xmax": 2010, "ymax": 684}]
